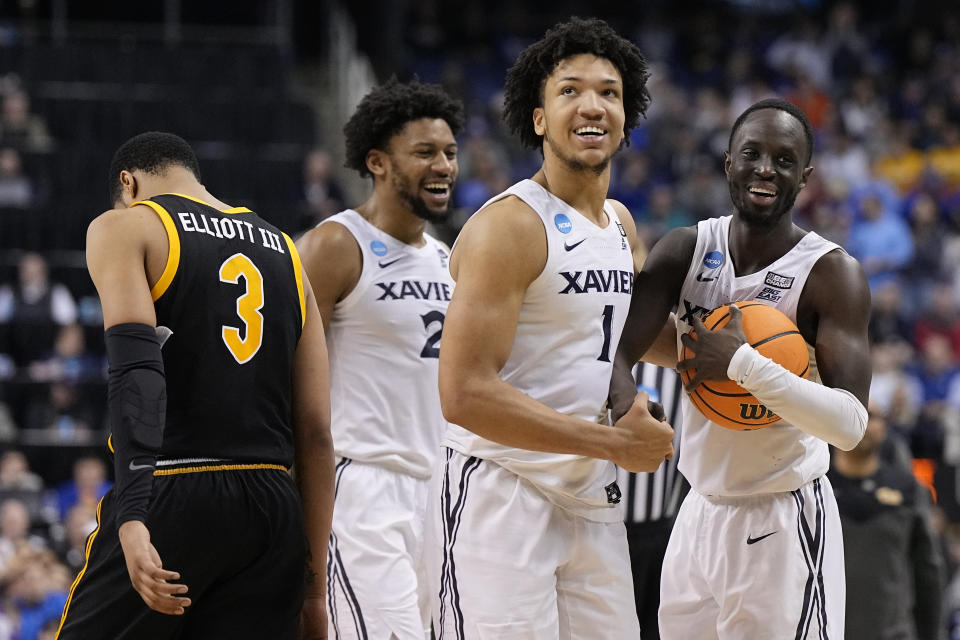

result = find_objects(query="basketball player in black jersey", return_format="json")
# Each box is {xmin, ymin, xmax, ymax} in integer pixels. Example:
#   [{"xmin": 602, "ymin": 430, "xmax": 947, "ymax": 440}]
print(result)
[{"xmin": 56, "ymin": 132, "xmax": 334, "ymax": 640}]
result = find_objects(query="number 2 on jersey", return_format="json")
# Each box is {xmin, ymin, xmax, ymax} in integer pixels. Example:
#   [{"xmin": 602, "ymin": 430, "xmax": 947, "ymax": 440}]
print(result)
[
  {"xmin": 220, "ymin": 253, "xmax": 264, "ymax": 364},
  {"xmin": 420, "ymin": 310, "xmax": 445, "ymax": 358}
]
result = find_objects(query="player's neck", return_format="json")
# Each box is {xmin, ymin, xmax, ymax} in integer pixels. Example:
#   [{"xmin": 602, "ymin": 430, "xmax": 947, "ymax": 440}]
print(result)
[
  {"xmin": 534, "ymin": 158, "xmax": 611, "ymax": 226},
  {"xmin": 832, "ymin": 451, "xmax": 879, "ymax": 478},
  {"xmin": 355, "ymin": 194, "xmax": 428, "ymax": 247},
  {"xmin": 727, "ymin": 216, "xmax": 805, "ymax": 277},
  {"xmin": 136, "ymin": 173, "xmax": 232, "ymax": 211}
]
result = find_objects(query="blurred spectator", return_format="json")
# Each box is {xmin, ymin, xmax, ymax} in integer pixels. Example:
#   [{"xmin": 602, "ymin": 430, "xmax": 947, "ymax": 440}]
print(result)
[
  {"xmin": 52, "ymin": 504, "xmax": 95, "ymax": 577},
  {"xmin": 846, "ymin": 181, "xmax": 913, "ymax": 291},
  {"xmin": 0, "ymin": 451, "xmax": 43, "ymax": 523},
  {"xmin": 908, "ymin": 335, "xmax": 960, "ymax": 458},
  {"xmin": 914, "ymin": 284, "xmax": 960, "ymax": 360},
  {"xmin": 838, "ymin": 75, "xmax": 886, "ymax": 143},
  {"xmin": 822, "ymin": 3, "xmax": 872, "ymax": 85},
  {"xmin": 0, "ymin": 498, "xmax": 46, "ymax": 570},
  {"xmin": 5, "ymin": 549, "xmax": 69, "ymax": 640},
  {"xmin": 27, "ymin": 324, "xmax": 104, "ymax": 384},
  {"xmin": 0, "ymin": 90, "xmax": 52, "ymax": 154},
  {"xmin": 453, "ymin": 135, "xmax": 511, "ymax": 214},
  {"xmin": 870, "ymin": 341, "xmax": 923, "ymax": 434},
  {"xmin": 0, "ymin": 147, "xmax": 33, "ymax": 208},
  {"xmin": 873, "ymin": 121, "xmax": 926, "ymax": 193},
  {"xmin": 0, "ymin": 252, "xmax": 77, "ymax": 369},
  {"xmin": 22, "ymin": 382, "xmax": 100, "ymax": 441},
  {"xmin": 765, "ymin": 16, "xmax": 831, "ymax": 90},
  {"xmin": 295, "ymin": 148, "xmax": 344, "ymax": 230},
  {"xmin": 829, "ymin": 405, "xmax": 945, "ymax": 640},
  {"xmin": 817, "ymin": 123, "xmax": 871, "ymax": 189},
  {"xmin": 46, "ymin": 456, "xmax": 109, "ymax": 523}
]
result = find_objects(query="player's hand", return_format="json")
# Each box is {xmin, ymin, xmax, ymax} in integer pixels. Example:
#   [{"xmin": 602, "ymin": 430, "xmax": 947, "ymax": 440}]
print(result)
[
  {"xmin": 300, "ymin": 593, "xmax": 328, "ymax": 639},
  {"xmin": 678, "ymin": 303, "xmax": 748, "ymax": 391},
  {"xmin": 611, "ymin": 390, "xmax": 674, "ymax": 473},
  {"xmin": 118, "ymin": 520, "xmax": 190, "ymax": 615}
]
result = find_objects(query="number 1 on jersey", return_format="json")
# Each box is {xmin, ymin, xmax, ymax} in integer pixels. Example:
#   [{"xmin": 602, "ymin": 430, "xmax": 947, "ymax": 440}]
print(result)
[
  {"xmin": 220, "ymin": 253, "xmax": 264, "ymax": 364},
  {"xmin": 598, "ymin": 304, "xmax": 614, "ymax": 362}
]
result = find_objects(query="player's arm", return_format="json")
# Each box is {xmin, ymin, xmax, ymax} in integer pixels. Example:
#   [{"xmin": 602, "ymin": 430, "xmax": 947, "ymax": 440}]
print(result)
[
  {"xmin": 610, "ymin": 226, "xmax": 696, "ymax": 420},
  {"xmin": 290, "ymin": 274, "xmax": 334, "ymax": 639},
  {"xmin": 439, "ymin": 199, "xmax": 673, "ymax": 473},
  {"xmin": 86, "ymin": 206, "xmax": 189, "ymax": 615},
  {"xmin": 295, "ymin": 221, "xmax": 362, "ymax": 331},
  {"xmin": 682, "ymin": 250, "xmax": 871, "ymax": 450}
]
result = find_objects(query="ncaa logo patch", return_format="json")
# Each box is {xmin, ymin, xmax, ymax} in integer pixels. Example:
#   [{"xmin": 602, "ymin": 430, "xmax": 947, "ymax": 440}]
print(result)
[
  {"xmin": 703, "ymin": 251, "xmax": 723, "ymax": 270},
  {"xmin": 370, "ymin": 240, "xmax": 388, "ymax": 256},
  {"xmin": 554, "ymin": 213, "xmax": 573, "ymax": 234}
]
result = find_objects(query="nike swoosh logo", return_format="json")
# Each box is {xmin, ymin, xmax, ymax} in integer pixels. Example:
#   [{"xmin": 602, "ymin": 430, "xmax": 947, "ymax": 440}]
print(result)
[
  {"xmin": 378, "ymin": 257, "xmax": 403, "ymax": 268},
  {"xmin": 696, "ymin": 272, "xmax": 716, "ymax": 282},
  {"xmin": 129, "ymin": 461, "xmax": 155, "ymax": 471},
  {"xmin": 564, "ymin": 239, "xmax": 586, "ymax": 252},
  {"xmin": 746, "ymin": 531, "xmax": 777, "ymax": 545}
]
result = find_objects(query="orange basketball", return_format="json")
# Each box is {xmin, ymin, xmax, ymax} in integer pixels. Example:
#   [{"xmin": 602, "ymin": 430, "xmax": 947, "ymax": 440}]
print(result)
[{"xmin": 680, "ymin": 301, "xmax": 809, "ymax": 430}]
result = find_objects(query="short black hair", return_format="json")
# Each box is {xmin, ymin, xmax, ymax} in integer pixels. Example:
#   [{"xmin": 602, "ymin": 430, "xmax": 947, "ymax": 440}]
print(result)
[
  {"xmin": 502, "ymin": 17, "xmax": 651, "ymax": 151},
  {"xmin": 729, "ymin": 99, "xmax": 815, "ymax": 165},
  {"xmin": 108, "ymin": 132, "xmax": 201, "ymax": 205},
  {"xmin": 343, "ymin": 78, "xmax": 465, "ymax": 178}
]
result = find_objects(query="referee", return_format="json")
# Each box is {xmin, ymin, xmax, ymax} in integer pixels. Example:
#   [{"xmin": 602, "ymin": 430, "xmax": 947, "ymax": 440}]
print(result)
[{"xmin": 616, "ymin": 361, "xmax": 687, "ymax": 640}]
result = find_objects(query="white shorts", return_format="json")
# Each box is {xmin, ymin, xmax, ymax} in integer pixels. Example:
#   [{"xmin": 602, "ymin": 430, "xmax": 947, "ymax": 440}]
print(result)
[
  {"xmin": 427, "ymin": 448, "xmax": 639, "ymax": 639},
  {"xmin": 659, "ymin": 476, "xmax": 845, "ymax": 640},
  {"xmin": 327, "ymin": 458, "xmax": 431, "ymax": 640}
]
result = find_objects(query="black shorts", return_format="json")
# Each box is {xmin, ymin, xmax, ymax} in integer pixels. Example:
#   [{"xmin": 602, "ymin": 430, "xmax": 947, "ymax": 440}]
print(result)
[{"xmin": 56, "ymin": 463, "xmax": 306, "ymax": 640}]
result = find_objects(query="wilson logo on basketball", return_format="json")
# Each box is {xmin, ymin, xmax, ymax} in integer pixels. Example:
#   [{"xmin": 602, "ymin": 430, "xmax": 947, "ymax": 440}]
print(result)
[{"xmin": 739, "ymin": 404, "xmax": 777, "ymax": 421}]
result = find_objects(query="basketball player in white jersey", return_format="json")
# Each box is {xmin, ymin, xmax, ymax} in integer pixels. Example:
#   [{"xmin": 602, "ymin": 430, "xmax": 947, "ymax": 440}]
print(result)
[
  {"xmin": 429, "ymin": 18, "xmax": 675, "ymax": 639},
  {"xmin": 614, "ymin": 99, "xmax": 872, "ymax": 638},
  {"xmin": 296, "ymin": 79, "xmax": 463, "ymax": 640}
]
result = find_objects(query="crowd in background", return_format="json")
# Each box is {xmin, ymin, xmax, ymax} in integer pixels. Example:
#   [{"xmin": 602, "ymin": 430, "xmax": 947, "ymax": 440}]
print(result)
[{"xmin": 0, "ymin": 0, "xmax": 959, "ymax": 637}]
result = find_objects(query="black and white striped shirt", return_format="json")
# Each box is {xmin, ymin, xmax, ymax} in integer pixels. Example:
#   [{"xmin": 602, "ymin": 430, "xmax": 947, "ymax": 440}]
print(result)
[{"xmin": 617, "ymin": 362, "xmax": 685, "ymax": 523}]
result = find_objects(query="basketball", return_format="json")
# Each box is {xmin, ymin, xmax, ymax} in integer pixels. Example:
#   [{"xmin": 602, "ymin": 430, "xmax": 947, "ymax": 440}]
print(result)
[{"xmin": 680, "ymin": 301, "xmax": 809, "ymax": 430}]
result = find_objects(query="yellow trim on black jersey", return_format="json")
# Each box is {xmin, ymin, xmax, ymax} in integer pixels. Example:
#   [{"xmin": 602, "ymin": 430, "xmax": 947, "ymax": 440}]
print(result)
[
  {"xmin": 107, "ymin": 433, "xmax": 114, "ymax": 454},
  {"xmin": 132, "ymin": 199, "xmax": 181, "ymax": 301},
  {"xmin": 166, "ymin": 192, "xmax": 252, "ymax": 214},
  {"xmin": 55, "ymin": 496, "xmax": 104, "ymax": 639},
  {"xmin": 283, "ymin": 232, "xmax": 306, "ymax": 328},
  {"xmin": 153, "ymin": 463, "xmax": 287, "ymax": 476}
]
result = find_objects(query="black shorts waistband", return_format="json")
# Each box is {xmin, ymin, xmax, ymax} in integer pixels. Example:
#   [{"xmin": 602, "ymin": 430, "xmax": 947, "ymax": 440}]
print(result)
[{"xmin": 153, "ymin": 458, "xmax": 289, "ymax": 476}]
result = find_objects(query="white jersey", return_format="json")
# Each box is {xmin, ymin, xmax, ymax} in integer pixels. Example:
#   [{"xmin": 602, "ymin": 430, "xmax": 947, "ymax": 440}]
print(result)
[
  {"xmin": 676, "ymin": 215, "xmax": 842, "ymax": 496},
  {"xmin": 322, "ymin": 209, "xmax": 453, "ymax": 479},
  {"xmin": 444, "ymin": 180, "xmax": 634, "ymax": 522}
]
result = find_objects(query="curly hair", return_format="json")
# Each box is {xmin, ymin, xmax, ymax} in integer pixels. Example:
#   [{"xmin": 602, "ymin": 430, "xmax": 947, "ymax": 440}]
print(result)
[
  {"xmin": 108, "ymin": 131, "xmax": 201, "ymax": 205},
  {"xmin": 729, "ymin": 98, "xmax": 815, "ymax": 165},
  {"xmin": 502, "ymin": 17, "xmax": 651, "ymax": 151},
  {"xmin": 343, "ymin": 78, "xmax": 465, "ymax": 178}
]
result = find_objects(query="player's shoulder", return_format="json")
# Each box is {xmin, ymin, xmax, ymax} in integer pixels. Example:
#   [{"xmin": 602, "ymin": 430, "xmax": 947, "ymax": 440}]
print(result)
[
  {"xmin": 88, "ymin": 204, "xmax": 163, "ymax": 241},
  {"xmin": 459, "ymin": 194, "xmax": 544, "ymax": 241},
  {"xmin": 295, "ymin": 217, "xmax": 362, "ymax": 262},
  {"xmin": 809, "ymin": 246, "xmax": 869, "ymax": 295}
]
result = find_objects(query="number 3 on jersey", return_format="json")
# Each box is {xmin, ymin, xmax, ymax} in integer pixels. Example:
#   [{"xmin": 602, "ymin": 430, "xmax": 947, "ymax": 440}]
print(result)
[{"xmin": 220, "ymin": 253, "xmax": 264, "ymax": 364}]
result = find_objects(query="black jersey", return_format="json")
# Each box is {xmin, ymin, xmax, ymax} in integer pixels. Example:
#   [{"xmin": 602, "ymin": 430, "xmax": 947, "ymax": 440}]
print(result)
[{"xmin": 136, "ymin": 193, "xmax": 304, "ymax": 466}]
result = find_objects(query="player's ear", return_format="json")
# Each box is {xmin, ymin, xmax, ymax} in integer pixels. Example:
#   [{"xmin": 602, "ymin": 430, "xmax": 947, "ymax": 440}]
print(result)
[
  {"xmin": 365, "ymin": 149, "xmax": 387, "ymax": 178},
  {"xmin": 799, "ymin": 165, "xmax": 813, "ymax": 190},
  {"xmin": 533, "ymin": 108, "xmax": 545, "ymax": 137},
  {"xmin": 119, "ymin": 170, "xmax": 137, "ymax": 206},
  {"xmin": 723, "ymin": 151, "xmax": 732, "ymax": 178}
]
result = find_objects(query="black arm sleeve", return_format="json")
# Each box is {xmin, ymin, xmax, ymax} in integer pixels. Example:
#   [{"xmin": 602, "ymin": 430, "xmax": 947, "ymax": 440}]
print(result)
[{"xmin": 104, "ymin": 322, "xmax": 166, "ymax": 528}]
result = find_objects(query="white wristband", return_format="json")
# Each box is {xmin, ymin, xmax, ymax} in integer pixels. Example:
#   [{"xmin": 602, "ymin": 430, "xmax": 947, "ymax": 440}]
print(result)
[{"xmin": 727, "ymin": 344, "xmax": 866, "ymax": 450}]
